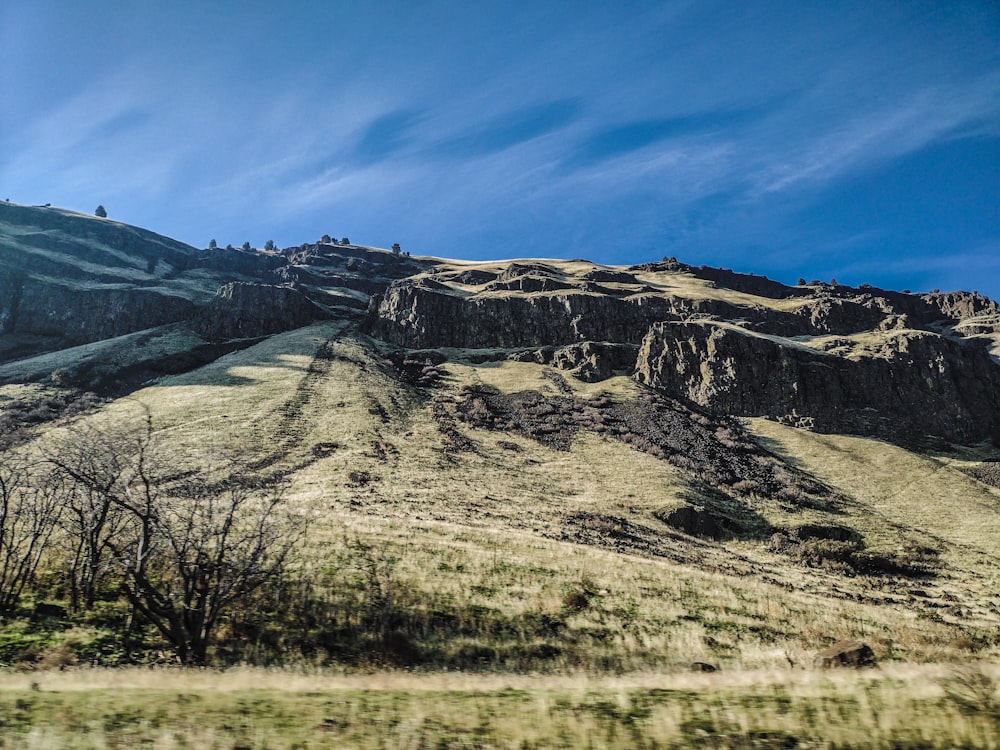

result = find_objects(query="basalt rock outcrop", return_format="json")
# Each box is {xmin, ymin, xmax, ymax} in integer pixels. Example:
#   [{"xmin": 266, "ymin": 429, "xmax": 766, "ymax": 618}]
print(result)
[
  {"xmin": 196, "ymin": 282, "xmax": 332, "ymax": 340},
  {"xmin": 0, "ymin": 204, "xmax": 212, "ymax": 357},
  {"xmin": 366, "ymin": 280, "xmax": 679, "ymax": 349},
  {"xmin": 3, "ymin": 280, "xmax": 198, "ymax": 343},
  {"xmin": 364, "ymin": 257, "xmax": 1000, "ymax": 445},
  {"xmin": 0, "ymin": 204, "xmax": 421, "ymax": 362},
  {"xmin": 634, "ymin": 320, "xmax": 1000, "ymax": 445},
  {"xmin": 367, "ymin": 269, "xmax": 997, "ymax": 352}
]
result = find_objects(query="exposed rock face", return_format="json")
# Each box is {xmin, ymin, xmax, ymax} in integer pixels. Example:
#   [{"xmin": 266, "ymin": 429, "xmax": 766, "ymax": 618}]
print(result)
[
  {"xmin": 5, "ymin": 281, "xmax": 197, "ymax": 342},
  {"xmin": 367, "ymin": 281, "xmax": 680, "ymax": 349},
  {"xmin": 366, "ymin": 272, "xmax": 959, "ymax": 353},
  {"xmin": 366, "ymin": 260, "xmax": 1000, "ymax": 446},
  {"xmin": 918, "ymin": 291, "xmax": 998, "ymax": 323},
  {"xmin": 0, "ymin": 205, "xmax": 423, "ymax": 361},
  {"xmin": 635, "ymin": 320, "xmax": 1000, "ymax": 444},
  {"xmin": 196, "ymin": 283, "xmax": 332, "ymax": 340},
  {"xmin": 659, "ymin": 505, "xmax": 723, "ymax": 540},
  {"xmin": 784, "ymin": 297, "xmax": 888, "ymax": 336},
  {"xmin": 0, "ymin": 204, "xmax": 211, "ymax": 356},
  {"xmin": 548, "ymin": 342, "xmax": 639, "ymax": 382}
]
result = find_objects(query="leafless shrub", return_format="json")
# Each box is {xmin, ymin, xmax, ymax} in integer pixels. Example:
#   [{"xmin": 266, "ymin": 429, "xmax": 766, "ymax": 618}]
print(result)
[
  {"xmin": 346, "ymin": 470, "xmax": 372, "ymax": 486},
  {"xmin": 47, "ymin": 414, "xmax": 306, "ymax": 665},
  {"xmin": 0, "ymin": 459, "xmax": 63, "ymax": 612}
]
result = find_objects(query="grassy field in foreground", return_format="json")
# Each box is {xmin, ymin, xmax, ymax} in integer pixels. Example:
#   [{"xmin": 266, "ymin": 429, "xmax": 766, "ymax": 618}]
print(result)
[{"xmin": 0, "ymin": 665, "xmax": 997, "ymax": 749}]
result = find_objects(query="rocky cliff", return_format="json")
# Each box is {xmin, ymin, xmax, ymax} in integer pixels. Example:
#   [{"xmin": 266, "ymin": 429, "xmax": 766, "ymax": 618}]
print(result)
[
  {"xmin": 365, "ymin": 261, "xmax": 998, "ymax": 446},
  {"xmin": 0, "ymin": 203, "xmax": 231, "ymax": 359},
  {"xmin": 0, "ymin": 204, "xmax": 416, "ymax": 362},
  {"xmin": 196, "ymin": 282, "xmax": 332, "ymax": 340},
  {"xmin": 2, "ymin": 202, "xmax": 997, "ymax": 447},
  {"xmin": 633, "ymin": 320, "xmax": 1000, "ymax": 445}
]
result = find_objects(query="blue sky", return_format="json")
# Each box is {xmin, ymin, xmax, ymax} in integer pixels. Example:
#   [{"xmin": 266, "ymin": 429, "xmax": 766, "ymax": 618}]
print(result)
[{"xmin": 2, "ymin": 1, "xmax": 998, "ymax": 297}]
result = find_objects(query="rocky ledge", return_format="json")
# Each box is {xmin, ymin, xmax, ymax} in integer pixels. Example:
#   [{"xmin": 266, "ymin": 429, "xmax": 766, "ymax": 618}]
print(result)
[{"xmin": 634, "ymin": 320, "xmax": 1000, "ymax": 445}]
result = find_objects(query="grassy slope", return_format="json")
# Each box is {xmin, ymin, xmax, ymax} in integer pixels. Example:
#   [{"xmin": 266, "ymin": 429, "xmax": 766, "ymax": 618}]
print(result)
[
  {"xmin": 0, "ymin": 325, "xmax": 206, "ymax": 383},
  {"xmin": 6, "ymin": 313, "xmax": 1000, "ymax": 746},
  {"xmin": 0, "ymin": 208, "xmax": 214, "ymax": 300},
  {"xmin": 28, "ymin": 321, "xmax": 993, "ymax": 670},
  {"xmin": 749, "ymin": 419, "xmax": 1000, "ymax": 604}
]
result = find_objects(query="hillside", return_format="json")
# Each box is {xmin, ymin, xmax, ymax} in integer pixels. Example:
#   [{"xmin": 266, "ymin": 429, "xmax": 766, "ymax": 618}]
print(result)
[{"xmin": 1, "ymin": 204, "xmax": 999, "ymax": 746}]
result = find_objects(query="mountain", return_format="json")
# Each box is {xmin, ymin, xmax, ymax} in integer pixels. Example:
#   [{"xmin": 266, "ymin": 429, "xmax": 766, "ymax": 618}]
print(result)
[
  {"xmin": 1, "ymin": 201, "xmax": 999, "ymax": 681},
  {"xmin": 4, "ymin": 201, "xmax": 998, "ymax": 448}
]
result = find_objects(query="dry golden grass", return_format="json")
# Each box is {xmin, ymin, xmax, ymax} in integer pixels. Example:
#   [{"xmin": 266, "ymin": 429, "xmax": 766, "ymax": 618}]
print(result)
[
  {"xmin": 748, "ymin": 419, "xmax": 1000, "ymax": 585},
  {"xmin": 14, "ymin": 323, "xmax": 998, "ymax": 670},
  {"xmin": 6, "ymin": 321, "xmax": 1000, "ymax": 745}
]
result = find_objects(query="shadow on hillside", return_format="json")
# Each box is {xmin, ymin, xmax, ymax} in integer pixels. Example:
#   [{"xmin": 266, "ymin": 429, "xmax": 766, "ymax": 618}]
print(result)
[
  {"xmin": 750, "ymin": 433, "xmax": 808, "ymax": 470},
  {"xmin": 88, "ymin": 323, "xmax": 353, "ymax": 396}
]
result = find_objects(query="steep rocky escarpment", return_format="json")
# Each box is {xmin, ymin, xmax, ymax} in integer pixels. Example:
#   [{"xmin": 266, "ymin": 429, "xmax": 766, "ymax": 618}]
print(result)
[
  {"xmin": 196, "ymin": 282, "xmax": 332, "ymax": 340},
  {"xmin": 365, "ymin": 276, "xmax": 883, "ymax": 353},
  {"xmin": 634, "ymin": 320, "xmax": 1000, "ymax": 445},
  {"xmin": 366, "ymin": 279, "xmax": 680, "ymax": 349},
  {"xmin": 3, "ymin": 280, "xmax": 197, "ymax": 343},
  {"xmin": 277, "ymin": 241, "xmax": 430, "ymax": 306},
  {"xmin": 366, "ymin": 260, "xmax": 999, "ymax": 446},
  {"xmin": 0, "ymin": 205, "xmax": 416, "ymax": 362},
  {"xmin": 366, "ymin": 266, "xmax": 989, "ymax": 354}
]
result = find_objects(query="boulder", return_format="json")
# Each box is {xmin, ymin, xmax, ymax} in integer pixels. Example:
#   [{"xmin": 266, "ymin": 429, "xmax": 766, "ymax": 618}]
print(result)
[
  {"xmin": 814, "ymin": 640, "xmax": 877, "ymax": 669},
  {"xmin": 549, "ymin": 342, "xmax": 639, "ymax": 382},
  {"xmin": 659, "ymin": 505, "xmax": 723, "ymax": 540}
]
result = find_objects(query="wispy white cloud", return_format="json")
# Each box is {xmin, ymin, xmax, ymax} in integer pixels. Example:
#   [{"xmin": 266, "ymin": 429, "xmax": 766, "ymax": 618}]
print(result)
[
  {"xmin": 752, "ymin": 73, "xmax": 1000, "ymax": 196},
  {"xmin": 2, "ymin": 0, "xmax": 998, "ymax": 297}
]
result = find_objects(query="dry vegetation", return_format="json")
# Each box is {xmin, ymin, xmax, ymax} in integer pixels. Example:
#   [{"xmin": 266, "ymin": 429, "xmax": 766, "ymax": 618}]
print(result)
[
  {"xmin": 0, "ymin": 665, "xmax": 997, "ymax": 748},
  {"xmin": 1, "ymin": 320, "xmax": 999, "ymax": 746}
]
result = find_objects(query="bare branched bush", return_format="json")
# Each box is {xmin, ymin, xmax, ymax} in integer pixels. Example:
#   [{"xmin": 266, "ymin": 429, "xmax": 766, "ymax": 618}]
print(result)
[
  {"xmin": 0, "ymin": 453, "xmax": 64, "ymax": 612},
  {"xmin": 46, "ymin": 420, "xmax": 148, "ymax": 611},
  {"xmin": 121, "ymin": 474, "xmax": 302, "ymax": 665},
  {"xmin": 47, "ymin": 413, "xmax": 306, "ymax": 664}
]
